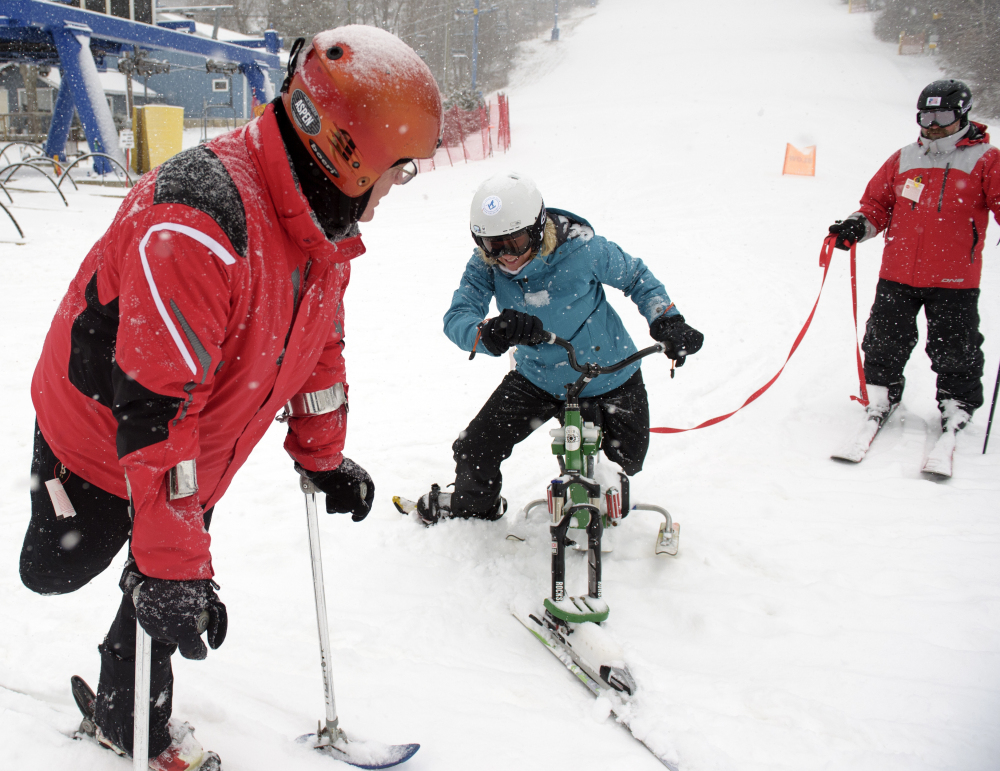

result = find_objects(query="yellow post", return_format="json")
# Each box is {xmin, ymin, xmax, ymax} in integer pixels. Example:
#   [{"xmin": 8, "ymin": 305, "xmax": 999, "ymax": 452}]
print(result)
[{"xmin": 133, "ymin": 105, "xmax": 184, "ymax": 173}]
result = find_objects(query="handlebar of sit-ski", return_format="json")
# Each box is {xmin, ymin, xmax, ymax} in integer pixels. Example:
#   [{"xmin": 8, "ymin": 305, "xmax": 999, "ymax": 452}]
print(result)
[{"xmin": 543, "ymin": 332, "xmax": 666, "ymax": 375}]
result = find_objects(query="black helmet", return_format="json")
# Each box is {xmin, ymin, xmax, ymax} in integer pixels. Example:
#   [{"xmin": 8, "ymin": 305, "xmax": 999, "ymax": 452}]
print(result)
[{"xmin": 916, "ymin": 79, "xmax": 972, "ymax": 127}]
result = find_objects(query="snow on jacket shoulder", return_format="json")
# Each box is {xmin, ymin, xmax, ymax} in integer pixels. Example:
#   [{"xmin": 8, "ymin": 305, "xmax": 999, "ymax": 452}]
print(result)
[
  {"xmin": 31, "ymin": 104, "xmax": 365, "ymax": 580},
  {"xmin": 856, "ymin": 122, "xmax": 1000, "ymax": 289},
  {"xmin": 443, "ymin": 209, "xmax": 678, "ymax": 398}
]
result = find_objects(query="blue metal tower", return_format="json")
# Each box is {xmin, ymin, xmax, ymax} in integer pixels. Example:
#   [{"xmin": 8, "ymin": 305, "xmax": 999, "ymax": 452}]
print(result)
[{"xmin": 0, "ymin": 0, "xmax": 280, "ymax": 173}]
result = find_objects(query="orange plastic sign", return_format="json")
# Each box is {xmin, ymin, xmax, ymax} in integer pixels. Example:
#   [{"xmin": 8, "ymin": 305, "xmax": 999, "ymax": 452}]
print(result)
[{"xmin": 782, "ymin": 144, "xmax": 816, "ymax": 176}]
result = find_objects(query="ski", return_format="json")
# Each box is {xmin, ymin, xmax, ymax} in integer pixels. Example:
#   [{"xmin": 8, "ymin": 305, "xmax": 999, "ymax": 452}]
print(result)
[
  {"xmin": 70, "ymin": 676, "xmax": 222, "ymax": 770},
  {"xmin": 296, "ymin": 730, "xmax": 420, "ymax": 769},
  {"xmin": 512, "ymin": 609, "xmax": 679, "ymax": 770},
  {"xmin": 921, "ymin": 430, "xmax": 956, "ymax": 478},
  {"xmin": 831, "ymin": 405, "xmax": 897, "ymax": 463}
]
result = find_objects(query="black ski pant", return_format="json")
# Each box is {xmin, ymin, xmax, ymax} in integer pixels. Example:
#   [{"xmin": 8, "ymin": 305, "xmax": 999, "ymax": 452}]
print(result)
[
  {"xmin": 861, "ymin": 279, "xmax": 984, "ymax": 412},
  {"xmin": 451, "ymin": 369, "xmax": 650, "ymax": 517},
  {"xmin": 19, "ymin": 422, "xmax": 209, "ymax": 758}
]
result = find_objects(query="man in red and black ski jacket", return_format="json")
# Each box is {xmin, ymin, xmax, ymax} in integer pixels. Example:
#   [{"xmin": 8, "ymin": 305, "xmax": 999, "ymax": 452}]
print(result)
[
  {"xmin": 829, "ymin": 79, "xmax": 1000, "ymax": 429},
  {"xmin": 20, "ymin": 27, "xmax": 442, "ymax": 766}
]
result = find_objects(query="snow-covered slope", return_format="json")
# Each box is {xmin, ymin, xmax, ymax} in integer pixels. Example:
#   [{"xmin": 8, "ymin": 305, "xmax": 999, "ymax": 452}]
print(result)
[{"xmin": 2, "ymin": 1, "xmax": 999, "ymax": 770}]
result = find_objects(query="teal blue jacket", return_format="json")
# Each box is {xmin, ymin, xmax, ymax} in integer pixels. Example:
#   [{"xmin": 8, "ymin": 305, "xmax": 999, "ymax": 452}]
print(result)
[{"xmin": 443, "ymin": 210, "xmax": 679, "ymax": 398}]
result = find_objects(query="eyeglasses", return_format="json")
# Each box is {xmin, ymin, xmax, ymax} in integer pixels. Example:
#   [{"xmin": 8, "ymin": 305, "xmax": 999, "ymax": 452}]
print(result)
[
  {"xmin": 389, "ymin": 160, "xmax": 418, "ymax": 185},
  {"xmin": 476, "ymin": 228, "xmax": 533, "ymax": 258},
  {"xmin": 917, "ymin": 110, "xmax": 959, "ymax": 128}
]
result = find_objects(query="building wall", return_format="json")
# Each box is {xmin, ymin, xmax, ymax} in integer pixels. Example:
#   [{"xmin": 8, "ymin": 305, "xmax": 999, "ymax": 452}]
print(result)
[{"xmin": 143, "ymin": 50, "xmax": 283, "ymax": 119}]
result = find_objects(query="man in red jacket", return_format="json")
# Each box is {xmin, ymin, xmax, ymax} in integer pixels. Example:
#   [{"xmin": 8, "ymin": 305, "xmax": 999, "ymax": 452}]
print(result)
[
  {"xmin": 20, "ymin": 27, "xmax": 441, "ymax": 770},
  {"xmin": 829, "ymin": 79, "xmax": 1000, "ymax": 435}
]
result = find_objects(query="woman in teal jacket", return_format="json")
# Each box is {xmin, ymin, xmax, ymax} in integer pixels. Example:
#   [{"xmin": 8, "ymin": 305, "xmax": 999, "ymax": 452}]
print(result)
[{"xmin": 415, "ymin": 172, "xmax": 703, "ymax": 524}]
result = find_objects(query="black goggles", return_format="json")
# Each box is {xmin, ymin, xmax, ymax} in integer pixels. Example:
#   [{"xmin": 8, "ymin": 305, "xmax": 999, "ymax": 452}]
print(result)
[
  {"xmin": 917, "ymin": 109, "xmax": 959, "ymax": 128},
  {"xmin": 477, "ymin": 228, "xmax": 533, "ymax": 258}
]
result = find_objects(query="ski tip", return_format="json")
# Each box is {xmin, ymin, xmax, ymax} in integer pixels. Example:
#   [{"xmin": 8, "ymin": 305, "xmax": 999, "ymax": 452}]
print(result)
[
  {"xmin": 392, "ymin": 496, "xmax": 417, "ymax": 515},
  {"xmin": 70, "ymin": 675, "xmax": 96, "ymax": 720},
  {"xmin": 920, "ymin": 464, "xmax": 953, "ymax": 479}
]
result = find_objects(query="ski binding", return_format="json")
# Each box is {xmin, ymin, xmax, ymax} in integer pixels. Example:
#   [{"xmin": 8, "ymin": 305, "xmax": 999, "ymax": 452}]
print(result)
[{"xmin": 513, "ymin": 607, "xmax": 678, "ymax": 769}]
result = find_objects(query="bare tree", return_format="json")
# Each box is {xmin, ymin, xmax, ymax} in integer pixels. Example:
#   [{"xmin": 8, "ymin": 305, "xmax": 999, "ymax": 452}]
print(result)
[
  {"xmin": 874, "ymin": 0, "xmax": 999, "ymax": 118},
  {"xmin": 263, "ymin": 0, "xmax": 596, "ymax": 102}
]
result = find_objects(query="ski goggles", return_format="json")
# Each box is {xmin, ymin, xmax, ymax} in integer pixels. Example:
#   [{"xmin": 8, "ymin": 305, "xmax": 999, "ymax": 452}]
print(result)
[
  {"xmin": 476, "ymin": 227, "xmax": 533, "ymax": 258},
  {"xmin": 917, "ymin": 109, "xmax": 959, "ymax": 128}
]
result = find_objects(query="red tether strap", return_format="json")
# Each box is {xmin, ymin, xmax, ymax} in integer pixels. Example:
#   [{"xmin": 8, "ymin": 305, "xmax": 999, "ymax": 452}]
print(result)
[
  {"xmin": 650, "ymin": 235, "xmax": 866, "ymax": 434},
  {"xmin": 845, "ymin": 239, "xmax": 870, "ymax": 407}
]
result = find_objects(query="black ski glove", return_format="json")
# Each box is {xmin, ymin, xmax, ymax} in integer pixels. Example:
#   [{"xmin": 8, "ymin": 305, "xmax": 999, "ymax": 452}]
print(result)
[
  {"xmin": 302, "ymin": 458, "xmax": 375, "ymax": 522},
  {"xmin": 480, "ymin": 309, "xmax": 548, "ymax": 356},
  {"xmin": 133, "ymin": 578, "xmax": 227, "ymax": 661},
  {"xmin": 828, "ymin": 217, "xmax": 867, "ymax": 250},
  {"xmin": 649, "ymin": 314, "xmax": 704, "ymax": 367}
]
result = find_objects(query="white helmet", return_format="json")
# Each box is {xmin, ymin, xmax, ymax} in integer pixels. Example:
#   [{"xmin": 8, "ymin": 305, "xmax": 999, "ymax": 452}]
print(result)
[{"xmin": 469, "ymin": 172, "xmax": 546, "ymax": 257}]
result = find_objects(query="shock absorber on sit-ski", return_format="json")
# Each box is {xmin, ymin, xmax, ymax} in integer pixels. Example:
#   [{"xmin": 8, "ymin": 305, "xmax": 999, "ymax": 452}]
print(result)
[{"xmin": 548, "ymin": 478, "xmax": 570, "ymax": 602}]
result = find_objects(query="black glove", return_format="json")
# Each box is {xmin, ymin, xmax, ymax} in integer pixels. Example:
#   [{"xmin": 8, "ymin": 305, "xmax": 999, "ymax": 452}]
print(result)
[
  {"xmin": 828, "ymin": 218, "xmax": 867, "ymax": 250},
  {"xmin": 133, "ymin": 578, "xmax": 227, "ymax": 661},
  {"xmin": 480, "ymin": 309, "xmax": 547, "ymax": 356},
  {"xmin": 304, "ymin": 457, "xmax": 375, "ymax": 522},
  {"xmin": 649, "ymin": 314, "xmax": 704, "ymax": 366}
]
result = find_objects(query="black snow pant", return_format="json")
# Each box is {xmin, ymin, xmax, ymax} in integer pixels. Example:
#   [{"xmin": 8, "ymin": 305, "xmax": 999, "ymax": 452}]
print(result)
[
  {"xmin": 451, "ymin": 369, "xmax": 650, "ymax": 517},
  {"xmin": 19, "ymin": 422, "xmax": 209, "ymax": 758},
  {"xmin": 861, "ymin": 278, "xmax": 985, "ymax": 412}
]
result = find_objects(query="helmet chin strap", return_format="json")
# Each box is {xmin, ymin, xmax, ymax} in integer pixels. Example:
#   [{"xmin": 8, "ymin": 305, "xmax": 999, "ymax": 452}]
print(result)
[
  {"xmin": 274, "ymin": 98, "xmax": 372, "ymax": 238},
  {"xmin": 280, "ymin": 37, "xmax": 307, "ymax": 94}
]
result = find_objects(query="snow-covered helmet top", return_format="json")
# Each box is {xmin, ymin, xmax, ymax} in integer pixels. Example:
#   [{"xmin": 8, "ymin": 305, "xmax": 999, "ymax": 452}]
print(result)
[
  {"xmin": 916, "ymin": 79, "xmax": 972, "ymax": 129},
  {"xmin": 469, "ymin": 172, "xmax": 547, "ymax": 257},
  {"xmin": 280, "ymin": 26, "xmax": 443, "ymax": 197}
]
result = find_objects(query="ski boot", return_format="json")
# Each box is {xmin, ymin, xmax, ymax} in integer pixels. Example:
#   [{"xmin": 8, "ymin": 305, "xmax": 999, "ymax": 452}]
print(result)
[
  {"xmin": 414, "ymin": 483, "xmax": 450, "ymax": 525},
  {"xmin": 866, "ymin": 384, "xmax": 900, "ymax": 426},
  {"xmin": 412, "ymin": 484, "xmax": 506, "ymax": 525},
  {"xmin": 939, "ymin": 399, "xmax": 971, "ymax": 434},
  {"xmin": 72, "ymin": 676, "xmax": 222, "ymax": 770}
]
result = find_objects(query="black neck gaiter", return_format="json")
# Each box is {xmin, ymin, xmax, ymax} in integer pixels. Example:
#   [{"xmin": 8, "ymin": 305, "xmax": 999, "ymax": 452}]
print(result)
[{"xmin": 273, "ymin": 98, "xmax": 372, "ymax": 241}]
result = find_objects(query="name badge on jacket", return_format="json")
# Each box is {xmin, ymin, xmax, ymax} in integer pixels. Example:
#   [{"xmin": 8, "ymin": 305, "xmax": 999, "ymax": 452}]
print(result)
[{"xmin": 901, "ymin": 177, "xmax": 924, "ymax": 203}]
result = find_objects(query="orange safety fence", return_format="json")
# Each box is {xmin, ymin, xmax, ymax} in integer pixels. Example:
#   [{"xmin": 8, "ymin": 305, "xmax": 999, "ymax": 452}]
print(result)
[{"xmin": 417, "ymin": 93, "xmax": 511, "ymax": 173}]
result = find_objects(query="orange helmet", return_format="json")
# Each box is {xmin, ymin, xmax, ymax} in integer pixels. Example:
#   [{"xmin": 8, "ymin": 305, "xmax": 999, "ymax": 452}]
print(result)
[{"xmin": 281, "ymin": 26, "xmax": 443, "ymax": 197}]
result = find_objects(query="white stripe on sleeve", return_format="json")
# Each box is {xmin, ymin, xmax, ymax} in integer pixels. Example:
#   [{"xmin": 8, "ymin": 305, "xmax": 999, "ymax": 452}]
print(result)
[{"xmin": 137, "ymin": 223, "xmax": 237, "ymax": 375}]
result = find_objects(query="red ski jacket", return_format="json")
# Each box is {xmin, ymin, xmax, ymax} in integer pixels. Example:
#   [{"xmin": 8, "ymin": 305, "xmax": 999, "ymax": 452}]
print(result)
[
  {"xmin": 32, "ymin": 105, "xmax": 365, "ymax": 580},
  {"xmin": 854, "ymin": 122, "xmax": 1000, "ymax": 289}
]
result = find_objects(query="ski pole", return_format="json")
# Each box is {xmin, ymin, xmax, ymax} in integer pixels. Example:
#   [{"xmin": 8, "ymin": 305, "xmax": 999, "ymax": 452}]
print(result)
[
  {"xmin": 302, "ymin": 476, "xmax": 348, "ymax": 747},
  {"xmin": 133, "ymin": 588, "xmax": 152, "ymax": 771},
  {"xmin": 983, "ymin": 357, "xmax": 1000, "ymax": 454}
]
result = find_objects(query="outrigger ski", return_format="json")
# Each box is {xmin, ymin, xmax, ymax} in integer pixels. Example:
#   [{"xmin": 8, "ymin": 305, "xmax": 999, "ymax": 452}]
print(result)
[
  {"xmin": 512, "ymin": 608, "xmax": 679, "ymax": 770},
  {"xmin": 295, "ymin": 727, "xmax": 419, "ymax": 770}
]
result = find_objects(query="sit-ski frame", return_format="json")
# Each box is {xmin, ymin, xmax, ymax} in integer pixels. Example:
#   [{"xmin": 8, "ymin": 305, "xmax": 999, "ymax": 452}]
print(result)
[{"xmin": 506, "ymin": 334, "xmax": 680, "ymax": 623}]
